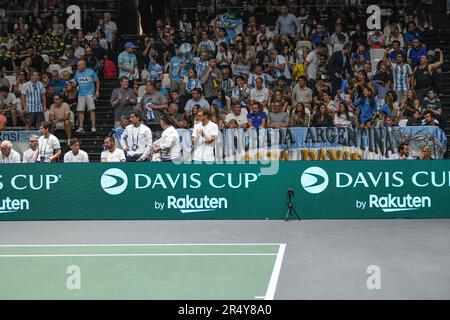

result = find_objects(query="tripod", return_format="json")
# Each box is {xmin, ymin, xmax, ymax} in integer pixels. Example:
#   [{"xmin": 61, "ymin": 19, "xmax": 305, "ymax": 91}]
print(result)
[{"xmin": 285, "ymin": 189, "xmax": 301, "ymax": 222}]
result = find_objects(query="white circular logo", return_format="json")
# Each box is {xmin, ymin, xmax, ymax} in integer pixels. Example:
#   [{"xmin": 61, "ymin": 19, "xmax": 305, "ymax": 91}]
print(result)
[
  {"xmin": 301, "ymin": 167, "xmax": 329, "ymax": 194},
  {"xmin": 100, "ymin": 168, "xmax": 128, "ymax": 195}
]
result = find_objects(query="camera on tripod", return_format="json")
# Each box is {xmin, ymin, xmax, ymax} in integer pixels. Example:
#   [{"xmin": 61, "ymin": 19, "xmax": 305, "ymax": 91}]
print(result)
[{"xmin": 285, "ymin": 188, "xmax": 300, "ymax": 222}]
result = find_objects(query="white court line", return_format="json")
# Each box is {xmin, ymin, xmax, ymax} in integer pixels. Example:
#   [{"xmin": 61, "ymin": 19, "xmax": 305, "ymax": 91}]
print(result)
[
  {"xmin": 0, "ymin": 243, "xmax": 281, "ymax": 247},
  {"xmin": 0, "ymin": 253, "xmax": 278, "ymax": 258},
  {"xmin": 254, "ymin": 296, "xmax": 265, "ymax": 299},
  {"xmin": 264, "ymin": 244, "xmax": 286, "ymax": 301}
]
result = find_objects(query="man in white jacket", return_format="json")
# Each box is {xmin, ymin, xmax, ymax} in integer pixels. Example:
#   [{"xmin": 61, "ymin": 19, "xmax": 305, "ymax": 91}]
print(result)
[
  {"xmin": 120, "ymin": 111, "xmax": 153, "ymax": 162},
  {"xmin": 153, "ymin": 116, "xmax": 182, "ymax": 162}
]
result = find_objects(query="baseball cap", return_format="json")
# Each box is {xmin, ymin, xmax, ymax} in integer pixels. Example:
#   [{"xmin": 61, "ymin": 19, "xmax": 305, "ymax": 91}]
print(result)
[
  {"xmin": 426, "ymin": 50, "xmax": 435, "ymax": 58},
  {"xmin": 124, "ymin": 41, "xmax": 138, "ymax": 49},
  {"xmin": 60, "ymin": 56, "xmax": 68, "ymax": 61}
]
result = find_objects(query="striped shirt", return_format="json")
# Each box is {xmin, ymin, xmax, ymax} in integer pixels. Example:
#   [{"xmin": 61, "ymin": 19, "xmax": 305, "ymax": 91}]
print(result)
[
  {"xmin": 274, "ymin": 55, "xmax": 291, "ymax": 79},
  {"xmin": 231, "ymin": 86, "xmax": 250, "ymax": 100},
  {"xmin": 391, "ymin": 63, "xmax": 413, "ymax": 92},
  {"xmin": 196, "ymin": 60, "xmax": 209, "ymax": 79},
  {"xmin": 148, "ymin": 63, "xmax": 163, "ymax": 81},
  {"xmin": 199, "ymin": 40, "xmax": 215, "ymax": 53},
  {"xmin": 220, "ymin": 78, "xmax": 235, "ymax": 96},
  {"xmin": 21, "ymin": 81, "xmax": 45, "ymax": 112},
  {"xmin": 186, "ymin": 78, "xmax": 203, "ymax": 93},
  {"xmin": 248, "ymin": 73, "xmax": 273, "ymax": 88}
]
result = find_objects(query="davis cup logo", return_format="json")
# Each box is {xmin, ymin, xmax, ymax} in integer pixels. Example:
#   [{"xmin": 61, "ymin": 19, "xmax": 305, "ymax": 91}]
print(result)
[
  {"xmin": 301, "ymin": 167, "xmax": 329, "ymax": 194},
  {"xmin": 101, "ymin": 168, "xmax": 128, "ymax": 195}
]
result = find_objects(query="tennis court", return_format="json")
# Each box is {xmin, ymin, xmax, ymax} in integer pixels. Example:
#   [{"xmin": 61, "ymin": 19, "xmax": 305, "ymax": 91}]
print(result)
[
  {"xmin": 0, "ymin": 219, "xmax": 450, "ymax": 300},
  {"xmin": 0, "ymin": 243, "xmax": 285, "ymax": 300}
]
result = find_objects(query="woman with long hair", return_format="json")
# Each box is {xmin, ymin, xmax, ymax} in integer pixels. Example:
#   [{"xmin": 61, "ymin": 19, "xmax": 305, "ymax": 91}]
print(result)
[
  {"xmin": 216, "ymin": 42, "xmax": 233, "ymax": 69},
  {"xmin": 233, "ymin": 41, "xmax": 251, "ymax": 76},
  {"xmin": 210, "ymin": 103, "xmax": 225, "ymax": 129},
  {"xmin": 334, "ymin": 101, "xmax": 355, "ymax": 128},
  {"xmin": 312, "ymin": 103, "xmax": 333, "ymax": 127},
  {"xmin": 290, "ymin": 102, "xmax": 310, "ymax": 127},
  {"xmin": 185, "ymin": 68, "xmax": 202, "ymax": 94},
  {"xmin": 354, "ymin": 87, "xmax": 377, "ymax": 128},
  {"xmin": 400, "ymin": 89, "xmax": 421, "ymax": 120}
]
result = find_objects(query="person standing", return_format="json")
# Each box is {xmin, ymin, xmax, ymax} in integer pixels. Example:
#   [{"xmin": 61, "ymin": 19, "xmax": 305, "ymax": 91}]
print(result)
[
  {"xmin": 153, "ymin": 116, "xmax": 182, "ymax": 162},
  {"xmin": 72, "ymin": 60, "xmax": 100, "ymax": 133},
  {"xmin": 101, "ymin": 136, "xmax": 126, "ymax": 163},
  {"xmin": 111, "ymin": 77, "xmax": 137, "ymax": 128},
  {"xmin": 0, "ymin": 140, "xmax": 21, "ymax": 164},
  {"xmin": 20, "ymin": 71, "xmax": 47, "ymax": 130},
  {"xmin": 191, "ymin": 108, "xmax": 218, "ymax": 162},
  {"xmin": 120, "ymin": 111, "xmax": 153, "ymax": 162},
  {"xmin": 37, "ymin": 121, "xmax": 61, "ymax": 163},
  {"xmin": 327, "ymin": 43, "xmax": 353, "ymax": 97},
  {"xmin": 118, "ymin": 42, "xmax": 138, "ymax": 86},
  {"xmin": 64, "ymin": 138, "xmax": 89, "ymax": 163}
]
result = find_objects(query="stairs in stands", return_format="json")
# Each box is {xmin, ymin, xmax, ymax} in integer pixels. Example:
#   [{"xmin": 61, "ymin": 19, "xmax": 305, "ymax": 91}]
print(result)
[
  {"xmin": 428, "ymin": 2, "xmax": 450, "ymax": 158},
  {"xmin": 57, "ymin": 78, "xmax": 118, "ymax": 162}
]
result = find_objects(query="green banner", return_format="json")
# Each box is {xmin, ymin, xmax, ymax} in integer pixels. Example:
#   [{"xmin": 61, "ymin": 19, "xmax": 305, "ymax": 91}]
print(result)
[{"xmin": 0, "ymin": 162, "xmax": 449, "ymax": 220}]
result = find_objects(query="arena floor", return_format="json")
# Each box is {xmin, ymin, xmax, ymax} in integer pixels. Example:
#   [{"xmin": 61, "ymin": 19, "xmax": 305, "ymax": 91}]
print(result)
[{"xmin": 0, "ymin": 220, "xmax": 449, "ymax": 300}]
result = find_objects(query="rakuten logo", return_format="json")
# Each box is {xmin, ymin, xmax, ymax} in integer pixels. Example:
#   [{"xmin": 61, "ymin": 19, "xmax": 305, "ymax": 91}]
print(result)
[
  {"xmin": 368, "ymin": 194, "xmax": 431, "ymax": 213},
  {"xmin": 167, "ymin": 195, "xmax": 228, "ymax": 214}
]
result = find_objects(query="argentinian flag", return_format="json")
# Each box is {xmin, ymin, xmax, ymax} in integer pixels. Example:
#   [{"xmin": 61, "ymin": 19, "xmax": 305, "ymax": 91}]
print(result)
[{"xmin": 217, "ymin": 13, "xmax": 243, "ymax": 40}]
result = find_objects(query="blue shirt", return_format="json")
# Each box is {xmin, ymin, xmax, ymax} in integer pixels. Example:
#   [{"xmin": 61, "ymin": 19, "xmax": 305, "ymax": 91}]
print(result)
[
  {"xmin": 248, "ymin": 111, "xmax": 267, "ymax": 129},
  {"xmin": 275, "ymin": 14, "xmax": 299, "ymax": 38},
  {"xmin": 72, "ymin": 68, "xmax": 99, "ymax": 96},
  {"xmin": 49, "ymin": 79, "xmax": 67, "ymax": 95},
  {"xmin": 148, "ymin": 63, "xmax": 163, "ymax": 81},
  {"xmin": 118, "ymin": 51, "xmax": 137, "ymax": 78},
  {"xmin": 355, "ymin": 98, "xmax": 377, "ymax": 123},
  {"xmin": 170, "ymin": 56, "xmax": 188, "ymax": 82},
  {"xmin": 408, "ymin": 47, "xmax": 427, "ymax": 68},
  {"xmin": 388, "ymin": 49, "xmax": 406, "ymax": 62}
]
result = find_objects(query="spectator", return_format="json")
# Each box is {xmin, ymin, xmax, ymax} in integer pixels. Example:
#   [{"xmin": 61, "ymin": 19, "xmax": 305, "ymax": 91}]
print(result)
[
  {"xmin": 422, "ymin": 88, "xmax": 443, "ymax": 127},
  {"xmin": 101, "ymin": 136, "xmax": 126, "ymax": 163},
  {"xmin": 312, "ymin": 103, "xmax": 333, "ymax": 127},
  {"xmin": 417, "ymin": 146, "xmax": 433, "ymax": 160},
  {"xmin": 37, "ymin": 121, "xmax": 61, "ymax": 163},
  {"xmin": 289, "ymin": 102, "xmax": 310, "ymax": 127},
  {"xmin": 334, "ymin": 102, "xmax": 355, "ymax": 128},
  {"xmin": 0, "ymin": 140, "xmax": 21, "ymax": 163},
  {"xmin": 153, "ymin": 115, "xmax": 182, "ymax": 162},
  {"xmin": 413, "ymin": 49, "xmax": 444, "ymax": 102},
  {"xmin": 120, "ymin": 111, "xmax": 153, "ymax": 162},
  {"xmin": 64, "ymin": 138, "xmax": 89, "ymax": 163},
  {"xmin": 354, "ymin": 87, "xmax": 377, "ymax": 128},
  {"xmin": 72, "ymin": 60, "xmax": 100, "ymax": 133},
  {"xmin": 22, "ymin": 135, "xmax": 39, "ymax": 163},
  {"xmin": 328, "ymin": 43, "xmax": 353, "ymax": 97},
  {"xmin": 49, "ymin": 94, "xmax": 72, "ymax": 142},
  {"xmin": 191, "ymin": 108, "xmax": 218, "ymax": 162},
  {"xmin": 0, "ymin": 85, "xmax": 17, "ymax": 127},
  {"xmin": 184, "ymin": 88, "xmax": 210, "ymax": 118},
  {"xmin": 58, "ymin": 56, "xmax": 73, "ymax": 81},
  {"xmin": 167, "ymin": 103, "xmax": 187, "ymax": 129},
  {"xmin": 250, "ymin": 76, "xmax": 270, "ymax": 107},
  {"xmin": 49, "ymin": 70, "xmax": 67, "ymax": 96},
  {"xmin": 422, "ymin": 110, "xmax": 439, "ymax": 127},
  {"xmin": 21, "ymin": 71, "xmax": 47, "ymax": 130},
  {"xmin": 275, "ymin": 4, "xmax": 300, "ymax": 39},
  {"xmin": 118, "ymin": 42, "xmax": 138, "ymax": 85},
  {"xmin": 139, "ymin": 81, "xmax": 168, "ymax": 127},
  {"xmin": 248, "ymin": 102, "xmax": 267, "ymax": 129},
  {"xmin": 396, "ymin": 142, "xmax": 413, "ymax": 160},
  {"xmin": 225, "ymin": 103, "xmax": 249, "ymax": 128},
  {"xmin": 111, "ymin": 77, "xmax": 137, "ymax": 128},
  {"xmin": 267, "ymin": 101, "xmax": 289, "ymax": 129},
  {"xmin": 384, "ymin": 49, "xmax": 413, "ymax": 104},
  {"xmin": 408, "ymin": 38, "xmax": 427, "ymax": 68},
  {"xmin": 201, "ymin": 56, "xmax": 222, "ymax": 103},
  {"xmin": 292, "ymin": 76, "xmax": 312, "ymax": 105}
]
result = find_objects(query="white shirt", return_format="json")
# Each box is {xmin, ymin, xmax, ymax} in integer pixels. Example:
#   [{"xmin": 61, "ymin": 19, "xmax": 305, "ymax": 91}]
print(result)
[
  {"xmin": 192, "ymin": 121, "xmax": 219, "ymax": 162},
  {"xmin": 0, "ymin": 149, "xmax": 21, "ymax": 163},
  {"xmin": 120, "ymin": 123, "xmax": 153, "ymax": 158},
  {"xmin": 305, "ymin": 51, "xmax": 318, "ymax": 80},
  {"xmin": 250, "ymin": 87, "xmax": 270, "ymax": 103},
  {"xmin": 38, "ymin": 134, "xmax": 60, "ymax": 163},
  {"xmin": 22, "ymin": 148, "xmax": 38, "ymax": 163},
  {"xmin": 157, "ymin": 126, "xmax": 182, "ymax": 161},
  {"xmin": 225, "ymin": 108, "xmax": 249, "ymax": 127},
  {"xmin": 64, "ymin": 150, "xmax": 89, "ymax": 163},
  {"xmin": 101, "ymin": 148, "xmax": 126, "ymax": 162}
]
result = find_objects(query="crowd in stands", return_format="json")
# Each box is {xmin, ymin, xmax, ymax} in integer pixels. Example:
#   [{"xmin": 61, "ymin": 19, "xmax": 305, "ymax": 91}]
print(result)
[{"xmin": 0, "ymin": 1, "xmax": 447, "ymax": 162}]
